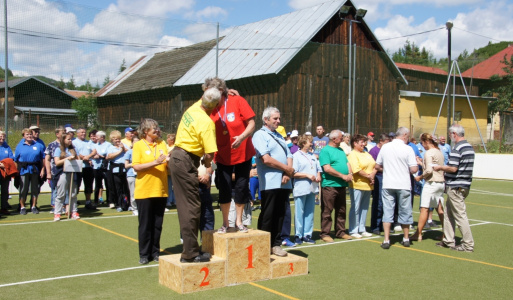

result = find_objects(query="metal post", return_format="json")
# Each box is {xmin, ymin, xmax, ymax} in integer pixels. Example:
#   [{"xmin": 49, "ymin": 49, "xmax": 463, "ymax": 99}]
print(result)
[
  {"xmin": 348, "ymin": 21, "xmax": 352, "ymax": 134},
  {"xmin": 352, "ymin": 43, "xmax": 356, "ymax": 132},
  {"xmin": 216, "ymin": 22, "xmax": 219, "ymax": 77},
  {"xmin": 446, "ymin": 21, "xmax": 453, "ymax": 143},
  {"xmin": 4, "ymin": 0, "xmax": 8, "ymax": 142}
]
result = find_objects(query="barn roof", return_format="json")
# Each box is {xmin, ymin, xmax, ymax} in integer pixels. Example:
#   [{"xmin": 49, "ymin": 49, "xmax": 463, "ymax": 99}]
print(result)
[
  {"xmin": 461, "ymin": 45, "xmax": 513, "ymax": 79},
  {"xmin": 396, "ymin": 62, "xmax": 448, "ymax": 75},
  {"xmin": 175, "ymin": 0, "xmax": 405, "ymax": 86},
  {"xmin": 96, "ymin": 39, "xmax": 218, "ymax": 97}
]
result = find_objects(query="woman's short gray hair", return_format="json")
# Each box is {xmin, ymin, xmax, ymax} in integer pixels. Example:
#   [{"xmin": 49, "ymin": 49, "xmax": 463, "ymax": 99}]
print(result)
[
  {"xmin": 96, "ymin": 131, "xmax": 106, "ymax": 138},
  {"xmin": 202, "ymin": 77, "xmax": 228, "ymax": 95},
  {"xmin": 201, "ymin": 88, "xmax": 221, "ymax": 110},
  {"xmin": 138, "ymin": 118, "xmax": 159, "ymax": 139},
  {"xmin": 262, "ymin": 106, "xmax": 280, "ymax": 122},
  {"xmin": 343, "ymin": 132, "xmax": 351, "ymax": 138}
]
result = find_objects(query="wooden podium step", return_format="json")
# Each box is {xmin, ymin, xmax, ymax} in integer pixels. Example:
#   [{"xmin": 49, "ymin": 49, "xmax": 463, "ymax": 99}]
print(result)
[
  {"xmin": 203, "ymin": 229, "xmax": 271, "ymax": 285},
  {"xmin": 159, "ymin": 254, "xmax": 226, "ymax": 294},
  {"xmin": 269, "ymin": 253, "xmax": 309, "ymax": 279}
]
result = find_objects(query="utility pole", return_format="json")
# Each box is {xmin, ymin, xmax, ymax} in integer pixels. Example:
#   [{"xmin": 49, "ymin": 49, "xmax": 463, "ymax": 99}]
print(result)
[{"xmin": 446, "ymin": 21, "xmax": 453, "ymax": 143}]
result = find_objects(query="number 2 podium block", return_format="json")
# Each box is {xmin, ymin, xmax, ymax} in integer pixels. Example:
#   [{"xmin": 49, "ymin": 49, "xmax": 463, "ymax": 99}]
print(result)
[
  {"xmin": 159, "ymin": 254, "xmax": 226, "ymax": 294},
  {"xmin": 203, "ymin": 229, "xmax": 270, "ymax": 285},
  {"xmin": 270, "ymin": 253, "xmax": 308, "ymax": 279}
]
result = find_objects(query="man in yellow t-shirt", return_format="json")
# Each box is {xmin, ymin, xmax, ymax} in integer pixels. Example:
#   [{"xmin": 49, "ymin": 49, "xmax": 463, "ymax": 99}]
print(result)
[{"xmin": 169, "ymin": 87, "xmax": 220, "ymax": 263}]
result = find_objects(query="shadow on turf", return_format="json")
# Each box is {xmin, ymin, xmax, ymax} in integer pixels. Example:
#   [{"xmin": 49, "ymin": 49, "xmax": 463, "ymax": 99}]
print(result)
[{"xmin": 287, "ymin": 249, "xmax": 308, "ymax": 258}]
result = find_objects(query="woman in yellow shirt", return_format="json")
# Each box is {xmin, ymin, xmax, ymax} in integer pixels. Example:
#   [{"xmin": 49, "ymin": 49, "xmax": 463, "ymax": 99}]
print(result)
[
  {"xmin": 348, "ymin": 134, "xmax": 377, "ymax": 239},
  {"xmin": 132, "ymin": 119, "xmax": 169, "ymax": 265}
]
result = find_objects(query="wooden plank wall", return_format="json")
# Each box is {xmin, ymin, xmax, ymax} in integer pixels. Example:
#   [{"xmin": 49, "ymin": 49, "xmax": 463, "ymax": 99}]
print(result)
[{"xmin": 399, "ymin": 69, "xmax": 480, "ymax": 96}]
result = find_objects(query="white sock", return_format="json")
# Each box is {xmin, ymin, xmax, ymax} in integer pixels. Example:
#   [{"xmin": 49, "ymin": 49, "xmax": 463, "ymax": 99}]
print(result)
[
  {"xmin": 383, "ymin": 240, "xmax": 390, "ymax": 244},
  {"xmin": 403, "ymin": 237, "xmax": 409, "ymax": 242}
]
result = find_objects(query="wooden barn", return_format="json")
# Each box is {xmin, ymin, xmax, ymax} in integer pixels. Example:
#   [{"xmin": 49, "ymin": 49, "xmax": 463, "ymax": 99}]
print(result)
[
  {"xmin": 97, "ymin": 0, "xmax": 407, "ymax": 135},
  {"xmin": 0, "ymin": 76, "xmax": 78, "ymax": 132}
]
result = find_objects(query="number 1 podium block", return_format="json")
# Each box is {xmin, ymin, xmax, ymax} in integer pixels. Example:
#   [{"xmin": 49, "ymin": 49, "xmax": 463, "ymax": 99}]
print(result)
[
  {"xmin": 159, "ymin": 254, "xmax": 226, "ymax": 294},
  {"xmin": 270, "ymin": 253, "xmax": 308, "ymax": 279},
  {"xmin": 202, "ymin": 229, "xmax": 270, "ymax": 285}
]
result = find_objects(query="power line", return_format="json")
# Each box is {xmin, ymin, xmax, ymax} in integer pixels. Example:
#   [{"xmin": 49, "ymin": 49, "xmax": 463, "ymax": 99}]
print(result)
[
  {"xmin": 377, "ymin": 27, "xmax": 445, "ymax": 41},
  {"xmin": 453, "ymin": 26, "xmax": 502, "ymax": 42}
]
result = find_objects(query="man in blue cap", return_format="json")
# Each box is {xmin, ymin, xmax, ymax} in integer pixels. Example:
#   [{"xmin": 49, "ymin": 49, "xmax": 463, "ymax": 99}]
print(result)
[{"xmin": 121, "ymin": 127, "xmax": 135, "ymax": 149}]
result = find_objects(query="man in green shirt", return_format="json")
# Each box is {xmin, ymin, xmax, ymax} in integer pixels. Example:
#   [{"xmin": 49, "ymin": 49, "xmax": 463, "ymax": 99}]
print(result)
[{"xmin": 319, "ymin": 130, "xmax": 353, "ymax": 243}]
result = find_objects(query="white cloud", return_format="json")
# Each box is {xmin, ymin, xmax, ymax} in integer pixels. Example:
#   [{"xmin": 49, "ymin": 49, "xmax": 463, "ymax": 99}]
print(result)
[
  {"xmin": 117, "ymin": 0, "xmax": 195, "ymax": 18},
  {"xmin": 158, "ymin": 36, "xmax": 194, "ymax": 48},
  {"xmin": 195, "ymin": 6, "xmax": 228, "ymax": 19},
  {"xmin": 183, "ymin": 23, "xmax": 221, "ymax": 43},
  {"xmin": 373, "ymin": 1, "xmax": 513, "ymax": 59},
  {"xmin": 288, "ymin": 0, "xmax": 326, "ymax": 10},
  {"xmin": 78, "ymin": 4, "xmax": 164, "ymax": 44}
]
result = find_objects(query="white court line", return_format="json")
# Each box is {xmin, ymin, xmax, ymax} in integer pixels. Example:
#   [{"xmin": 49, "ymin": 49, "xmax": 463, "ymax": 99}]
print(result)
[
  {"xmin": 471, "ymin": 189, "xmax": 513, "ymax": 197},
  {"xmin": 0, "ymin": 265, "xmax": 158, "ymax": 288},
  {"xmin": 0, "ymin": 221, "xmax": 501, "ymax": 288}
]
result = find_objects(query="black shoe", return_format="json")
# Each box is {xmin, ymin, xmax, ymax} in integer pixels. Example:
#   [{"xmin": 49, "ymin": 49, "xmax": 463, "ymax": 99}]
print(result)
[
  {"xmin": 153, "ymin": 256, "xmax": 159, "ymax": 262},
  {"xmin": 85, "ymin": 203, "xmax": 97, "ymax": 210},
  {"xmin": 435, "ymin": 241, "xmax": 450, "ymax": 248},
  {"xmin": 139, "ymin": 257, "xmax": 149, "ymax": 265},
  {"xmin": 400, "ymin": 240, "xmax": 410, "ymax": 247},
  {"xmin": 381, "ymin": 242, "xmax": 390, "ymax": 249},
  {"xmin": 180, "ymin": 252, "xmax": 211, "ymax": 263}
]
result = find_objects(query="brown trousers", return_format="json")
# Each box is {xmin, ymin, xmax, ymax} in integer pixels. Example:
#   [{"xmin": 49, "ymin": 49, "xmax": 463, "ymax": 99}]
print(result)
[
  {"xmin": 169, "ymin": 148, "xmax": 201, "ymax": 259},
  {"xmin": 320, "ymin": 186, "xmax": 347, "ymax": 238}
]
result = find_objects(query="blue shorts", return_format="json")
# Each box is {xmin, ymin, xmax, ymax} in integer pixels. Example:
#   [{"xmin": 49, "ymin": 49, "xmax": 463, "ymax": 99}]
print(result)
[{"xmin": 382, "ymin": 189, "xmax": 413, "ymax": 224}]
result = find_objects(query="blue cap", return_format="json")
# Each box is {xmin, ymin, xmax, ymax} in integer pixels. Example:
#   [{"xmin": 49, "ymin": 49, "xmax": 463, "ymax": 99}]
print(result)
[{"xmin": 125, "ymin": 127, "xmax": 135, "ymax": 133}]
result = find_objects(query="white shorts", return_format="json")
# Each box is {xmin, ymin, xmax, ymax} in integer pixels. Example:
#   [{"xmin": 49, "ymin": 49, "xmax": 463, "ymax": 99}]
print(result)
[{"xmin": 420, "ymin": 181, "xmax": 445, "ymax": 208}]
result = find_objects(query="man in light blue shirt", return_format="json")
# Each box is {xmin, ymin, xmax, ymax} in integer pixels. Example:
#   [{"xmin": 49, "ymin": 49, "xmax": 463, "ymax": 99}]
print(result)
[
  {"xmin": 252, "ymin": 106, "xmax": 294, "ymax": 257},
  {"xmin": 438, "ymin": 136, "xmax": 451, "ymax": 165},
  {"xmin": 73, "ymin": 128, "xmax": 97, "ymax": 209}
]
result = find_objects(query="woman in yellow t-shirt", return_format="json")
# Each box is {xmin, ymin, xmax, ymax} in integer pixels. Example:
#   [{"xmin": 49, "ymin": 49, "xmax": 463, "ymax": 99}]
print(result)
[
  {"xmin": 132, "ymin": 119, "xmax": 169, "ymax": 265},
  {"xmin": 347, "ymin": 134, "xmax": 377, "ymax": 239}
]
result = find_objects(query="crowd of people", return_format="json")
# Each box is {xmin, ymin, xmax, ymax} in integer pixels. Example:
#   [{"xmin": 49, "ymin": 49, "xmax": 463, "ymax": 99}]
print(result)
[{"xmin": 0, "ymin": 77, "xmax": 477, "ymax": 265}]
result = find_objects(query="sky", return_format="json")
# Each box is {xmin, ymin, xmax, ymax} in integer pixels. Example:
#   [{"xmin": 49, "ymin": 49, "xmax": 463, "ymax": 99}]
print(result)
[{"xmin": 2, "ymin": 0, "xmax": 512, "ymax": 86}]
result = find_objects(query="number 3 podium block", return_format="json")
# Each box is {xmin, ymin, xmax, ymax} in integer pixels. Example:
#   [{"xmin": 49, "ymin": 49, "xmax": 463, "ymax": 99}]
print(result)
[
  {"xmin": 202, "ymin": 229, "xmax": 271, "ymax": 285},
  {"xmin": 270, "ymin": 253, "xmax": 308, "ymax": 279},
  {"xmin": 159, "ymin": 255, "xmax": 226, "ymax": 294}
]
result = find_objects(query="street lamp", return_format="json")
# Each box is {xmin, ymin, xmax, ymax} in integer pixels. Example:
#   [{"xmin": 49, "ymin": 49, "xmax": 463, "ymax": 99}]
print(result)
[{"xmin": 339, "ymin": 5, "xmax": 366, "ymax": 135}]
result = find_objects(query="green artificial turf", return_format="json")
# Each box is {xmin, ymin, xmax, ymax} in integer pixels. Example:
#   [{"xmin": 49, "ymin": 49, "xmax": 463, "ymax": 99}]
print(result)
[{"xmin": 1, "ymin": 179, "xmax": 513, "ymax": 299}]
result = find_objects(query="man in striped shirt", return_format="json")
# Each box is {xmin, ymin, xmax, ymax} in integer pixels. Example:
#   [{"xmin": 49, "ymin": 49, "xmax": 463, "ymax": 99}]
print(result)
[{"xmin": 433, "ymin": 124, "xmax": 474, "ymax": 252}]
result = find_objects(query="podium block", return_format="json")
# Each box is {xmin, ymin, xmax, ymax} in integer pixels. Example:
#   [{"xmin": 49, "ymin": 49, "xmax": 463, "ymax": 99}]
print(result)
[
  {"xmin": 203, "ymin": 229, "xmax": 270, "ymax": 285},
  {"xmin": 159, "ymin": 254, "xmax": 226, "ymax": 294},
  {"xmin": 270, "ymin": 253, "xmax": 308, "ymax": 279}
]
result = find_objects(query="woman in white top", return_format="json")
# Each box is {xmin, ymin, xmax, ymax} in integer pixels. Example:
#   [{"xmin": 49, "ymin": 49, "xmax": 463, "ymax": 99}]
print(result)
[
  {"xmin": 292, "ymin": 134, "xmax": 322, "ymax": 245},
  {"xmin": 410, "ymin": 133, "xmax": 445, "ymax": 242}
]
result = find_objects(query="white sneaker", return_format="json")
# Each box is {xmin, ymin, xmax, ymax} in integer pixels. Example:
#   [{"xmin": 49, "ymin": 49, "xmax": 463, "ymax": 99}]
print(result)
[
  {"xmin": 164, "ymin": 208, "xmax": 170, "ymax": 212},
  {"xmin": 132, "ymin": 210, "xmax": 139, "ymax": 216},
  {"xmin": 409, "ymin": 225, "xmax": 415, "ymax": 231},
  {"xmin": 361, "ymin": 232, "xmax": 373, "ymax": 237},
  {"xmin": 350, "ymin": 233, "xmax": 362, "ymax": 239},
  {"xmin": 128, "ymin": 207, "xmax": 134, "ymax": 211},
  {"xmin": 109, "ymin": 203, "xmax": 115, "ymax": 209},
  {"xmin": 394, "ymin": 225, "xmax": 402, "ymax": 232}
]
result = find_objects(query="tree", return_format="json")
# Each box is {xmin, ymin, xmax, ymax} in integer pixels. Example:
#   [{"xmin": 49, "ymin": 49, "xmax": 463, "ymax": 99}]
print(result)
[
  {"xmin": 66, "ymin": 75, "xmax": 76, "ymax": 90},
  {"xmin": 118, "ymin": 59, "xmax": 126, "ymax": 74},
  {"xmin": 103, "ymin": 75, "xmax": 110, "ymax": 87},
  {"xmin": 56, "ymin": 77, "xmax": 66, "ymax": 89},
  {"xmin": 391, "ymin": 40, "xmax": 436, "ymax": 66},
  {"xmin": 72, "ymin": 94, "xmax": 98, "ymax": 128}
]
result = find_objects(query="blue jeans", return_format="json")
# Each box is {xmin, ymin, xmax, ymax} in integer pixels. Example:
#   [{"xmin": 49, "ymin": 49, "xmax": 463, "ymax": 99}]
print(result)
[
  {"xmin": 280, "ymin": 198, "xmax": 292, "ymax": 241},
  {"xmin": 294, "ymin": 193, "xmax": 315, "ymax": 238},
  {"xmin": 249, "ymin": 177, "xmax": 260, "ymax": 201},
  {"xmin": 370, "ymin": 173, "xmax": 383, "ymax": 232},
  {"xmin": 167, "ymin": 176, "xmax": 175, "ymax": 205},
  {"xmin": 349, "ymin": 188, "xmax": 371, "ymax": 234},
  {"xmin": 382, "ymin": 189, "xmax": 413, "ymax": 224},
  {"xmin": 199, "ymin": 183, "xmax": 214, "ymax": 231}
]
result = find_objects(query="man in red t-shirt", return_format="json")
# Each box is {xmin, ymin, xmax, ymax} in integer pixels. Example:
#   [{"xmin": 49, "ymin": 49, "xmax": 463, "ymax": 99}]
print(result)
[{"xmin": 204, "ymin": 77, "xmax": 256, "ymax": 233}]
